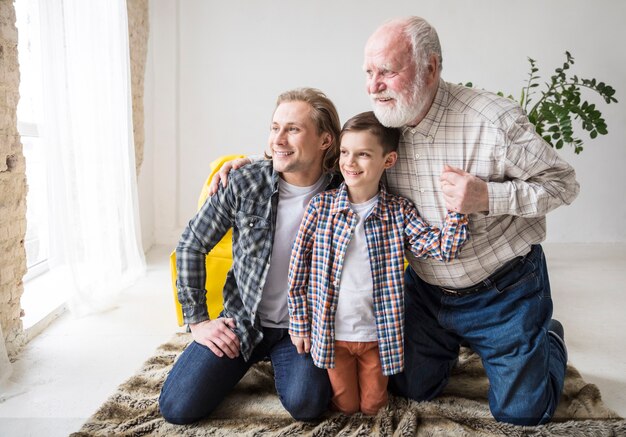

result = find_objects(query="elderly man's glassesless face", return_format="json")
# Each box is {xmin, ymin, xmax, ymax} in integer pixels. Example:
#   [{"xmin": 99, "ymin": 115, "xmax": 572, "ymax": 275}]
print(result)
[{"xmin": 363, "ymin": 27, "xmax": 426, "ymax": 128}]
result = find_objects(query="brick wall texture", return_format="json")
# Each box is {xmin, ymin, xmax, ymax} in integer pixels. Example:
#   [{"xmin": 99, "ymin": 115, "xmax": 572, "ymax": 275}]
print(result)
[
  {"xmin": 0, "ymin": 0, "xmax": 27, "ymax": 357},
  {"xmin": 0, "ymin": 0, "xmax": 149, "ymax": 357},
  {"xmin": 128, "ymin": 0, "xmax": 149, "ymax": 175}
]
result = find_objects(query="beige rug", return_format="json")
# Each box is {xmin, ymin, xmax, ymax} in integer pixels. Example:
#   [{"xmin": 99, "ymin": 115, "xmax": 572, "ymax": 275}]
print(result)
[{"xmin": 71, "ymin": 333, "xmax": 625, "ymax": 436}]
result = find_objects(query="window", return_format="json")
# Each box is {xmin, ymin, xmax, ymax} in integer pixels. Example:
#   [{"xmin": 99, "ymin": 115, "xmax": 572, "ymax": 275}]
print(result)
[
  {"xmin": 16, "ymin": 0, "xmax": 48, "ymax": 280},
  {"xmin": 16, "ymin": 0, "xmax": 64, "ymax": 330}
]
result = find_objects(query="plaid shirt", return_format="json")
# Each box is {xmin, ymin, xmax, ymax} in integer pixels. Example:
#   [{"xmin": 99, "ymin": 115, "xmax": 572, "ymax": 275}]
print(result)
[
  {"xmin": 386, "ymin": 79, "xmax": 580, "ymax": 288},
  {"xmin": 176, "ymin": 160, "xmax": 336, "ymax": 361},
  {"xmin": 288, "ymin": 183, "xmax": 468, "ymax": 375}
]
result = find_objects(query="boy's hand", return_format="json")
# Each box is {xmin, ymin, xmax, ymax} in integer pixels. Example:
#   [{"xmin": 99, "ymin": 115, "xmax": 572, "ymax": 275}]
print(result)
[
  {"xmin": 208, "ymin": 158, "xmax": 252, "ymax": 196},
  {"xmin": 290, "ymin": 334, "xmax": 311, "ymax": 354},
  {"xmin": 190, "ymin": 318, "xmax": 240, "ymax": 359}
]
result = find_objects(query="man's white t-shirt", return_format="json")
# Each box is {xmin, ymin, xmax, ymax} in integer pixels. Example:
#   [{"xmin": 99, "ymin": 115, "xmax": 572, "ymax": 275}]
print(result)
[{"xmin": 258, "ymin": 175, "xmax": 326, "ymax": 328}]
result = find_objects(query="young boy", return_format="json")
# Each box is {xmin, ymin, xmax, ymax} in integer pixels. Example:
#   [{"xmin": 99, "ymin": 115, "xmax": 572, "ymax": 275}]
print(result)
[{"xmin": 287, "ymin": 111, "xmax": 469, "ymax": 415}]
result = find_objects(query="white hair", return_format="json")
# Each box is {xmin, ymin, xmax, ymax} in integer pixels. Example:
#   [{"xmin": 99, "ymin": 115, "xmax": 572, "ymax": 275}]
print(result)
[{"xmin": 396, "ymin": 16, "xmax": 443, "ymax": 77}]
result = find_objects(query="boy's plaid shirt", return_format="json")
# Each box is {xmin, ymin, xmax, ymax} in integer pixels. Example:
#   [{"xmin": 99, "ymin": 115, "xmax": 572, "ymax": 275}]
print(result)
[{"xmin": 288, "ymin": 182, "xmax": 468, "ymax": 375}]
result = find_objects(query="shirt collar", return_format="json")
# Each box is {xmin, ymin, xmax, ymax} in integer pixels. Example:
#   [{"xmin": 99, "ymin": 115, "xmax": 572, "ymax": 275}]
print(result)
[
  {"xmin": 402, "ymin": 78, "xmax": 448, "ymax": 139},
  {"xmin": 271, "ymin": 170, "xmax": 335, "ymax": 195},
  {"xmin": 330, "ymin": 182, "xmax": 391, "ymax": 222},
  {"xmin": 270, "ymin": 167, "xmax": 280, "ymax": 194}
]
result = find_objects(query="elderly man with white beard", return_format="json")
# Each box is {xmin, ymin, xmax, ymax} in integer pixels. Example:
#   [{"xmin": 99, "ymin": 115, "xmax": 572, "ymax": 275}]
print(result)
[{"xmin": 363, "ymin": 16, "xmax": 579, "ymax": 426}]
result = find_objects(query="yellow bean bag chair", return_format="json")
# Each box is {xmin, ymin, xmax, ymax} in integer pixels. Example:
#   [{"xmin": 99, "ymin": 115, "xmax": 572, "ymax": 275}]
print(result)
[{"xmin": 170, "ymin": 154, "xmax": 246, "ymax": 326}]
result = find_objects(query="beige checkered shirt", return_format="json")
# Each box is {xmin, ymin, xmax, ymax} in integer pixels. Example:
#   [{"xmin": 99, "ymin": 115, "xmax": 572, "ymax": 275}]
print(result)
[{"xmin": 386, "ymin": 79, "xmax": 580, "ymax": 288}]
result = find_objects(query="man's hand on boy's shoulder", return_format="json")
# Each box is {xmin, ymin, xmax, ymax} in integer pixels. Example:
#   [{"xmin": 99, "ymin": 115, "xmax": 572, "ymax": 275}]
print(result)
[{"xmin": 190, "ymin": 318, "xmax": 240, "ymax": 359}]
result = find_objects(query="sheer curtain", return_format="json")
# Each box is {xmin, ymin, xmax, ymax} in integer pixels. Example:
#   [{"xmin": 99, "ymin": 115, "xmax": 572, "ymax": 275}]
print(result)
[{"xmin": 38, "ymin": 0, "xmax": 145, "ymax": 316}]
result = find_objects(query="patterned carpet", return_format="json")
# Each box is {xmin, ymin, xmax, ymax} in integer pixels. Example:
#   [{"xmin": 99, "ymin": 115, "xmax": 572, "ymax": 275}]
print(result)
[{"xmin": 71, "ymin": 333, "xmax": 625, "ymax": 436}]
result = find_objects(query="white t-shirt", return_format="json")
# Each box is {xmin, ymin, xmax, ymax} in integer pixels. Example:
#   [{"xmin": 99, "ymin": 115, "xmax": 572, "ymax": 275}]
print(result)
[
  {"xmin": 334, "ymin": 195, "xmax": 379, "ymax": 342},
  {"xmin": 258, "ymin": 175, "xmax": 326, "ymax": 328}
]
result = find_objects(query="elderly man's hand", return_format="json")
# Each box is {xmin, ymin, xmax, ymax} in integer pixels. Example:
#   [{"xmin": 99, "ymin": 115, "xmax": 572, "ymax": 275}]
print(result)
[
  {"xmin": 208, "ymin": 158, "xmax": 252, "ymax": 196},
  {"xmin": 440, "ymin": 164, "xmax": 489, "ymax": 214},
  {"xmin": 189, "ymin": 318, "xmax": 240, "ymax": 359}
]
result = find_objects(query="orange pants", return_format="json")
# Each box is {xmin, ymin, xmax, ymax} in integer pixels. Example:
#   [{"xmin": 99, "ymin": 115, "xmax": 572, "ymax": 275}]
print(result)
[{"xmin": 327, "ymin": 340, "xmax": 388, "ymax": 415}]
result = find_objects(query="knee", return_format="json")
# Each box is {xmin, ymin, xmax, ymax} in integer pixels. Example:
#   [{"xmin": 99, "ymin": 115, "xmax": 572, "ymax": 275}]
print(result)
[
  {"xmin": 491, "ymin": 400, "xmax": 556, "ymax": 426},
  {"xmin": 330, "ymin": 395, "xmax": 360, "ymax": 416},
  {"xmin": 336, "ymin": 403, "xmax": 360, "ymax": 416},
  {"xmin": 281, "ymin": 383, "xmax": 331, "ymax": 421},
  {"xmin": 158, "ymin": 389, "xmax": 203, "ymax": 425},
  {"xmin": 389, "ymin": 369, "xmax": 449, "ymax": 402},
  {"xmin": 492, "ymin": 411, "xmax": 546, "ymax": 426},
  {"xmin": 282, "ymin": 393, "xmax": 329, "ymax": 421}
]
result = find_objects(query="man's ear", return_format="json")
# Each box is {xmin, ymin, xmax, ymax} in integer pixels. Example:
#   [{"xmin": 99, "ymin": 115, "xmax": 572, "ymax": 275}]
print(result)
[
  {"xmin": 384, "ymin": 151, "xmax": 398, "ymax": 169},
  {"xmin": 320, "ymin": 133, "xmax": 333, "ymax": 150},
  {"xmin": 425, "ymin": 54, "xmax": 440, "ymax": 86}
]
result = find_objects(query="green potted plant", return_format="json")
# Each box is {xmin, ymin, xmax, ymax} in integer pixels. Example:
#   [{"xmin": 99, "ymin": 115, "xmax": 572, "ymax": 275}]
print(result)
[{"xmin": 467, "ymin": 52, "xmax": 618, "ymax": 154}]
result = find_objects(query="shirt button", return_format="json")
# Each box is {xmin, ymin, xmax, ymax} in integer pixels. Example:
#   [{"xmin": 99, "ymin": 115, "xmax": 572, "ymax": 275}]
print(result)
[
  {"xmin": 249, "ymin": 222, "xmax": 254, "ymax": 227},
  {"xmin": 410, "ymin": 128, "xmax": 416, "ymax": 134},
  {"xmin": 333, "ymin": 280, "xmax": 339, "ymax": 287},
  {"xmin": 420, "ymin": 188, "xmax": 425, "ymax": 193},
  {"xmin": 415, "ymin": 153, "xmax": 420, "ymax": 159}
]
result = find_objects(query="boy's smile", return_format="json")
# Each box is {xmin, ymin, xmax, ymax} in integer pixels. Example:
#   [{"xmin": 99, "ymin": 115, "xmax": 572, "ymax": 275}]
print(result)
[{"xmin": 339, "ymin": 131, "xmax": 396, "ymax": 203}]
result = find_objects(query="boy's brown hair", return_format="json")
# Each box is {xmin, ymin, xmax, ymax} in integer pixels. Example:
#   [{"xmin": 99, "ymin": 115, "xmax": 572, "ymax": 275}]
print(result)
[{"xmin": 340, "ymin": 111, "xmax": 401, "ymax": 155}]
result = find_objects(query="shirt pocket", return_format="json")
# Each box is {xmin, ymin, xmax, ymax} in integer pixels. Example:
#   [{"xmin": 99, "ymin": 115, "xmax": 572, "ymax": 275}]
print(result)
[{"xmin": 235, "ymin": 212, "xmax": 270, "ymax": 257}]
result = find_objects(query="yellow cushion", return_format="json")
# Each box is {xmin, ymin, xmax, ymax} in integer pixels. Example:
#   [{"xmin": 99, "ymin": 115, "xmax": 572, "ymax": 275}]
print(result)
[{"xmin": 170, "ymin": 154, "xmax": 246, "ymax": 326}]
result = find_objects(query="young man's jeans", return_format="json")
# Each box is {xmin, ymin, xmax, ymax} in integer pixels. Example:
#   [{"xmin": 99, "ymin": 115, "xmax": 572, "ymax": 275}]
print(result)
[
  {"xmin": 159, "ymin": 327, "xmax": 331, "ymax": 424},
  {"xmin": 390, "ymin": 244, "xmax": 567, "ymax": 426}
]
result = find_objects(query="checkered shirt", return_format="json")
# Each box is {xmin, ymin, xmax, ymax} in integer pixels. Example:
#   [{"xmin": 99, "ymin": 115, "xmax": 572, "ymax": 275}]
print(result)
[
  {"xmin": 288, "ymin": 183, "xmax": 468, "ymax": 375},
  {"xmin": 176, "ymin": 160, "xmax": 336, "ymax": 361},
  {"xmin": 386, "ymin": 79, "xmax": 580, "ymax": 288}
]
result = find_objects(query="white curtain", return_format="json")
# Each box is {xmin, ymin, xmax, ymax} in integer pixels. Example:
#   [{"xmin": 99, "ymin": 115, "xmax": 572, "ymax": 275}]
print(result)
[{"xmin": 38, "ymin": 0, "xmax": 145, "ymax": 316}]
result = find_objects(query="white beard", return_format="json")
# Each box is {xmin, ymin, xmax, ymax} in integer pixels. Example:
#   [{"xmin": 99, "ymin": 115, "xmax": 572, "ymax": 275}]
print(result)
[{"xmin": 371, "ymin": 78, "xmax": 428, "ymax": 128}]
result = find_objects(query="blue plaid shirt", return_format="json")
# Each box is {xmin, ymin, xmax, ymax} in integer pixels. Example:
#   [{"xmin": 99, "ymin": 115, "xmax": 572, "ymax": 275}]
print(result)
[
  {"xmin": 176, "ymin": 160, "xmax": 336, "ymax": 361},
  {"xmin": 288, "ymin": 183, "xmax": 468, "ymax": 375}
]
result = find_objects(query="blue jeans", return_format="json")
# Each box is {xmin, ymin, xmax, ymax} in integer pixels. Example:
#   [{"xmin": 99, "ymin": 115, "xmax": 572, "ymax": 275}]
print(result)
[
  {"xmin": 390, "ymin": 245, "xmax": 567, "ymax": 426},
  {"xmin": 159, "ymin": 327, "xmax": 331, "ymax": 424}
]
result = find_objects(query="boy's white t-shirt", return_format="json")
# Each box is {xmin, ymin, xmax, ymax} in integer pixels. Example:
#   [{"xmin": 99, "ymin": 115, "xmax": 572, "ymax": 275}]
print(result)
[
  {"xmin": 258, "ymin": 175, "xmax": 326, "ymax": 328},
  {"xmin": 334, "ymin": 195, "xmax": 379, "ymax": 342}
]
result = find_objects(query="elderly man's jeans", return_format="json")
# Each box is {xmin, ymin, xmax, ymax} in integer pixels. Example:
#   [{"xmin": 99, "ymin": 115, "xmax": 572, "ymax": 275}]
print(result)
[
  {"xmin": 159, "ymin": 327, "xmax": 331, "ymax": 424},
  {"xmin": 390, "ymin": 244, "xmax": 567, "ymax": 426}
]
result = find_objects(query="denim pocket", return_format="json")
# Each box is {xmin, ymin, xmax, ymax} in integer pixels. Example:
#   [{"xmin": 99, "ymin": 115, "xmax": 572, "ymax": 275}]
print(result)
[{"xmin": 494, "ymin": 257, "xmax": 542, "ymax": 298}]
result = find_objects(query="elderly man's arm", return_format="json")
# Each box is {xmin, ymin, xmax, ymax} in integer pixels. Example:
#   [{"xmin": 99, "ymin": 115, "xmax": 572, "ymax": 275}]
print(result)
[{"xmin": 441, "ymin": 113, "xmax": 579, "ymax": 217}]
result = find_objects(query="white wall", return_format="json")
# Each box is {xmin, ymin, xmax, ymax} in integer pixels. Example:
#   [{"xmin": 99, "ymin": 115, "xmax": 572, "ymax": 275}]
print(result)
[{"xmin": 142, "ymin": 0, "xmax": 626, "ymax": 246}]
